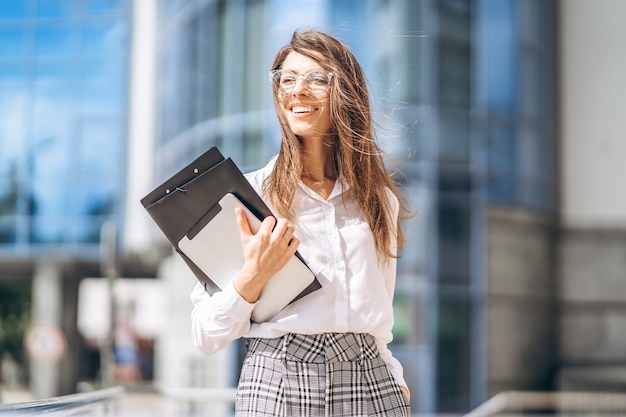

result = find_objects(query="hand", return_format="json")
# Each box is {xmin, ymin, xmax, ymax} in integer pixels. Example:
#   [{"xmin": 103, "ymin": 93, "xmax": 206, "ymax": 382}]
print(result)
[
  {"xmin": 400, "ymin": 386, "xmax": 410, "ymax": 403},
  {"xmin": 232, "ymin": 208, "xmax": 300, "ymax": 303}
]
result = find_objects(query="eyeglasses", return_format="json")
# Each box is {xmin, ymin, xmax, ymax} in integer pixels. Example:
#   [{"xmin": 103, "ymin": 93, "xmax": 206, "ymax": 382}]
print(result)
[{"xmin": 269, "ymin": 69, "xmax": 333, "ymax": 95}]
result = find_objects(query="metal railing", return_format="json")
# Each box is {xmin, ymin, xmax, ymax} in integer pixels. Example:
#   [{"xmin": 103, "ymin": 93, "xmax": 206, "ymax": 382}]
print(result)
[
  {"xmin": 0, "ymin": 387, "xmax": 125, "ymax": 416},
  {"xmin": 465, "ymin": 390, "xmax": 626, "ymax": 416}
]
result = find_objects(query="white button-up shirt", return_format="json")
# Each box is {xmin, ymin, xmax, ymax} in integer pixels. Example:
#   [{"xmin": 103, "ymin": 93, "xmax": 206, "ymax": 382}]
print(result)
[{"xmin": 190, "ymin": 157, "xmax": 406, "ymax": 387}]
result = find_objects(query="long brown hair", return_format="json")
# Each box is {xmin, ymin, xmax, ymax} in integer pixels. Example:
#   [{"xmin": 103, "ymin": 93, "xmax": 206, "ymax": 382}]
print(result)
[{"xmin": 266, "ymin": 29, "xmax": 411, "ymax": 260}]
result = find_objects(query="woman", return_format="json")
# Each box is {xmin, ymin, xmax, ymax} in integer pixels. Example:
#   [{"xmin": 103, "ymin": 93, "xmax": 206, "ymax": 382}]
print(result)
[{"xmin": 191, "ymin": 29, "xmax": 412, "ymax": 416}]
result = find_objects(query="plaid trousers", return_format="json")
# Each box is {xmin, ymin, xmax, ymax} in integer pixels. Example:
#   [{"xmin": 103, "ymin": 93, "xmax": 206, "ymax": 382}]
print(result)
[{"xmin": 235, "ymin": 333, "xmax": 411, "ymax": 417}]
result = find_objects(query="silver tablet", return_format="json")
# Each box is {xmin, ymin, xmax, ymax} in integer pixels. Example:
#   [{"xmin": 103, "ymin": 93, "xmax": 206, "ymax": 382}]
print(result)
[{"xmin": 178, "ymin": 193, "xmax": 316, "ymax": 322}]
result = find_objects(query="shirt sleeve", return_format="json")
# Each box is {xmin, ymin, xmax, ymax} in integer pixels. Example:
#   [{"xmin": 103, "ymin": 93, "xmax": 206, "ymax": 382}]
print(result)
[
  {"xmin": 374, "ymin": 251, "xmax": 408, "ymax": 388},
  {"xmin": 376, "ymin": 339, "xmax": 408, "ymax": 388},
  {"xmin": 190, "ymin": 281, "xmax": 256, "ymax": 355},
  {"xmin": 377, "ymin": 188, "xmax": 407, "ymax": 388}
]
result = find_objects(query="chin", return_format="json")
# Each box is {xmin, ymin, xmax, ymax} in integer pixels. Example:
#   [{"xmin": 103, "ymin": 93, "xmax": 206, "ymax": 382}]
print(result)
[{"xmin": 287, "ymin": 124, "xmax": 314, "ymax": 137}]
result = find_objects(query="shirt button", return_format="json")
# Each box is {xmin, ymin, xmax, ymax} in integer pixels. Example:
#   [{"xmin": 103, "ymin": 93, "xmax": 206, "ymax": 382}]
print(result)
[
  {"xmin": 337, "ymin": 262, "xmax": 345, "ymax": 270},
  {"xmin": 339, "ymin": 296, "xmax": 346, "ymax": 302}
]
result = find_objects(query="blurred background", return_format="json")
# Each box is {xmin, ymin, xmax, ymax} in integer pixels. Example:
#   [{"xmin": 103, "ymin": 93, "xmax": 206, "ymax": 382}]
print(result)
[{"xmin": 0, "ymin": 0, "xmax": 625, "ymax": 415}]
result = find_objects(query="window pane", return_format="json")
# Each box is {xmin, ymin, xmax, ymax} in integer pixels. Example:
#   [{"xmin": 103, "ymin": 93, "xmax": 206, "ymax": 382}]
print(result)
[
  {"xmin": 243, "ymin": 0, "xmax": 265, "ymax": 114},
  {"xmin": 30, "ymin": 215, "xmax": 63, "ymax": 243},
  {"xmin": 0, "ymin": 25, "xmax": 28, "ymax": 57},
  {"xmin": 36, "ymin": 24, "xmax": 79, "ymax": 56},
  {"xmin": 438, "ymin": 0, "xmax": 470, "ymax": 110},
  {"xmin": 519, "ymin": 0, "xmax": 541, "ymax": 44},
  {"xmin": 77, "ymin": 117, "xmax": 122, "ymax": 175},
  {"xmin": 159, "ymin": 33, "xmax": 184, "ymax": 142},
  {"xmin": 487, "ymin": 119, "xmax": 516, "ymax": 202},
  {"xmin": 0, "ymin": 87, "xmax": 29, "ymax": 147},
  {"xmin": 438, "ymin": 110, "xmax": 470, "ymax": 162},
  {"xmin": 436, "ymin": 291, "xmax": 471, "ymax": 411},
  {"xmin": 438, "ymin": 0, "xmax": 471, "ymax": 42},
  {"xmin": 73, "ymin": 178, "xmax": 116, "ymax": 218},
  {"xmin": 197, "ymin": 3, "xmax": 219, "ymax": 121},
  {"xmin": 36, "ymin": 57, "xmax": 78, "ymax": 84},
  {"xmin": 519, "ymin": 51, "xmax": 543, "ymax": 119},
  {"xmin": 437, "ymin": 196, "xmax": 471, "ymax": 285},
  {"xmin": 0, "ymin": 216, "xmax": 16, "ymax": 243},
  {"xmin": 30, "ymin": 139, "xmax": 69, "ymax": 199},
  {"xmin": 32, "ymin": 84, "xmax": 72, "ymax": 147},
  {"xmin": 182, "ymin": 13, "xmax": 198, "ymax": 127},
  {"xmin": 392, "ymin": 290, "xmax": 431, "ymax": 346},
  {"xmin": 86, "ymin": 0, "xmax": 123, "ymax": 14},
  {"xmin": 0, "ymin": 60, "xmax": 29, "ymax": 84},
  {"xmin": 37, "ymin": 0, "xmax": 77, "ymax": 18},
  {"xmin": 438, "ymin": 38, "xmax": 470, "ymax": 109},
  {"xmin": 69, "ymin": 214, "xmax": 108, "ymax": 243},
  {"xmin": 0, "ymin": 85, "xmax": 28, "ymax": 240},
  {"xmin": 80, "ymin": 83, "xmax": 123, "ymax": 115},
  {"xmin": 82, "ymin": 20, "xmax": 127, "ymax": 56},
  {"xmin": 0, "ymin": 0, "xmax": 30, "ymax": 19},
  {"xmin": 398, "ymin": 180, "xmax": 430, "ymax": 276},
  {"xmin": 517, "ymin": 125, "xmax": 554, "ymax": 209},
  {"xmin": 476, "ymin": 0, "xmax": 517, "ymax": 110},
  {"xmin": 0, "ymin": 156, "xmax": 19, "ymax": 218},
  {"xmin": 242, "ymin": 128, "xmax": 263, "ymax": 167},
  {"xmin": 82, "ymin": 56, "xmax": 124, "ymax": 84}
]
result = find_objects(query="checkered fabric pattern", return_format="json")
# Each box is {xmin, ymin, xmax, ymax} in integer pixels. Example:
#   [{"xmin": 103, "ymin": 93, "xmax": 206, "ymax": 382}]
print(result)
[{"xmin": 235, "ymin": 333, "xmax": 411, "ymax": 416}]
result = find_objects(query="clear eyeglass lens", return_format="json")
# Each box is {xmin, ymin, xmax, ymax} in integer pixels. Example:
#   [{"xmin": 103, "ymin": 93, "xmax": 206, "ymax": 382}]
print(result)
[{"xmin": 272, "ymin": 70, "xmax": 331, "ymax": 94}]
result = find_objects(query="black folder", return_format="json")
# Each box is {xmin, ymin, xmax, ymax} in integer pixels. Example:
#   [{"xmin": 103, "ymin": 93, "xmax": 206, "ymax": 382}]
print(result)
[{"xmin": 140, "ymin": 147, "xmax": 321, "ymax": 322}]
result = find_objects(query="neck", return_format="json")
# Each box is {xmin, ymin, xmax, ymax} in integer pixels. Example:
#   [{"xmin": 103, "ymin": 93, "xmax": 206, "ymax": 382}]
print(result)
[
  {"xmin": 300, "ymin": 139, "xmax": 337, "ymax": 182},
  {"xmin": 301, "ymin": 169, "xmax": 336, "ymax": 183}
]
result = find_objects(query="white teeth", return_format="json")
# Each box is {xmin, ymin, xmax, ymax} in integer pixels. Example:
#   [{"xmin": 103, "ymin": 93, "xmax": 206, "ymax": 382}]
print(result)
[{"xmin": 292, "ymin": 106, "xmax": 314, "ymax": 114}]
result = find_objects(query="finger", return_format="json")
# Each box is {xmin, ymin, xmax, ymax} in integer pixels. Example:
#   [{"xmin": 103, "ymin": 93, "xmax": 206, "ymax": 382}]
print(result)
[
  {"xmin": 235, "ymin": 207, "xmax": 252, "ymax": 237},
  {"xmin": 287, "ymin": 235, "xmax": 300, "ymax": 251},
  {"xmin": 272, "ymin": 218, "xmax": 291, "ymax": 236},
  {"xmin": 258, "ymin": 215, "xmax": 277, "ymax": 236},
  {"xmin": 274, "ymin": 219, "xmax": 296, "ymax": 246}
]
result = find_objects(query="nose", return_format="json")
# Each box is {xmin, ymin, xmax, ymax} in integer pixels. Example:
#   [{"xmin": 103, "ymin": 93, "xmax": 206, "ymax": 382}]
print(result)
[{"xmin": 290, "ymin": 75, "xmax": 309, "ymax": 95}]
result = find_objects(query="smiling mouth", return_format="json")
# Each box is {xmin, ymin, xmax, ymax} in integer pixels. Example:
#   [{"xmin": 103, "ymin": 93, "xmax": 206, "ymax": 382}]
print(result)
[{"xmin": 291, "ymin": 105, "xmax": 317, "ymax": 114}]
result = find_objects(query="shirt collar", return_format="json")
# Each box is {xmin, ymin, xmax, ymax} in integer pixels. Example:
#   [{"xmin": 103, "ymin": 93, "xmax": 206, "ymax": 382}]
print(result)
[{"xmin": 298, "ymin": 177, "xmax": 350, "ymax": 202}]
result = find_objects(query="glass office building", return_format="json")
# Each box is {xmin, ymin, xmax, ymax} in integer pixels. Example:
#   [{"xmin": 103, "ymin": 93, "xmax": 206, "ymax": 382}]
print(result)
[
  {"xmin": 0, "ymin": 0, "xmax": 131, "ymax": 398},
  {"xmin": 0, "ymin": 0, "xmax": 129, "ymax": 255}
]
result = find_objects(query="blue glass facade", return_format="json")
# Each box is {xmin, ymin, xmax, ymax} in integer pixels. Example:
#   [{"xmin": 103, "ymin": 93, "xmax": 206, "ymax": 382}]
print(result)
[
  {"xmin": 478, "ymin": 0, "xmax": 558, "ymax": 211},
  {"xmin": 0, "ymin": 0, "xmax": 129, "ymax": 254}
]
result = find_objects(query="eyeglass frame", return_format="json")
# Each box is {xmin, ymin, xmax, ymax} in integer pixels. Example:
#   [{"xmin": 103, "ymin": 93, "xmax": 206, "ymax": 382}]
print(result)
[{"xmin": 269, "ymin": 69, "xmax": 334, "ymax": 95}]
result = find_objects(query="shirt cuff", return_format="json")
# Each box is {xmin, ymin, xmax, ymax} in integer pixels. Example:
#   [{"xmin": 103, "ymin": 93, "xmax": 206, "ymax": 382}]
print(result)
[{"xmin": 215, "ymin": 282, "xmax": 256, "ymax": 319}]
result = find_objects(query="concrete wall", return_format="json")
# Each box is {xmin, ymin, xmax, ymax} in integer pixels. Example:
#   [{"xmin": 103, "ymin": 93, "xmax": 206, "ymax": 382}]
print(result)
[
  {"xmin": 557, "ymin": 230, "xmax": 626, "ymax": 390},
  {"xmin": 486, "ymin": 208, "xmax": 556, "ymax": 397},
  {"xmin": 559, "ymin": 0, "xmax": 626, "ymax": 228},
  {"xmin": 557, "ymin": 0, "xmax": 626, "ymax": 390}
]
